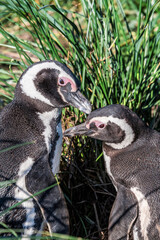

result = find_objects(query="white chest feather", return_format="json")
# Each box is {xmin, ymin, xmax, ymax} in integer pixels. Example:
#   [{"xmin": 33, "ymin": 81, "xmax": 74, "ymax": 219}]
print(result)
[
  {"xmin": 133, "ymin": 225, "xmax": 139, "ymax": 240},
  {"xmin": 131, "ymin": 187, "xmax": 151, "ymax": 240},
  {"xmin": 14, "ymin": 157, "xmax": 35, "ymax": 239},
  {"xmin": 38, "ymin": 109, "xmax": 60, "ymax": 152},
  {"xmin": 103, "ymin": 151, "xmax": 117, "ymax": 190},
  {"xmin": 38, "ymin": 109, "xmax": 62, "ymax": 175}
]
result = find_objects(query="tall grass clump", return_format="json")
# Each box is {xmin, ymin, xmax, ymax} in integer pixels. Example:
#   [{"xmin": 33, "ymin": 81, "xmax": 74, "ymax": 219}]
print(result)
[{"xmin": 0, "ymin": 0, "xmax": 160, "ymax": 239}]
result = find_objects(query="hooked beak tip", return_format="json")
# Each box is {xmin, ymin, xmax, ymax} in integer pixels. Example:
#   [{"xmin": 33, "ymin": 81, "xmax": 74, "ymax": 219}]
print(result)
[
  {"xmin": 68, "ymin": 90, "xmax": 92, "ymax": 114},
  {"xmin": 80, "ymin": 103, "xmax": 92, "ymax": 114}
]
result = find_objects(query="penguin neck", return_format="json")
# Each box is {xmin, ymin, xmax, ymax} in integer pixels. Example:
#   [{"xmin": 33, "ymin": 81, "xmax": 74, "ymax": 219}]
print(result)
[{"xmin": 14, "ymin": 88, "xmax": 59, "ymax": 114}]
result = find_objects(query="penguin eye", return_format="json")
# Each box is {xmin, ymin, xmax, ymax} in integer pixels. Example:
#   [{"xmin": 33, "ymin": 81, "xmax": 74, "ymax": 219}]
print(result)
[
  {"xmin": 97, "ymin": 123, "xmax": 106, "ymax": 129},
  {"xmin": 58, "ymin": 78, "xmax": 66, "ymax": 86},
  {"xmin": 88, "ymin": 121, "xmax": 106, "ymax": 130}
]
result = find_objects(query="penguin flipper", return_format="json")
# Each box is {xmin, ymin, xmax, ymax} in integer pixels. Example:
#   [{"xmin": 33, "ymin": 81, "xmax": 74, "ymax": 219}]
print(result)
[
  {"xmin": 108, "ymin": 185, "xmax": 137, "ymax": 240},
  {"xmin": 25, "ymin": 155, "xmax": 69, "ymax": 236}
]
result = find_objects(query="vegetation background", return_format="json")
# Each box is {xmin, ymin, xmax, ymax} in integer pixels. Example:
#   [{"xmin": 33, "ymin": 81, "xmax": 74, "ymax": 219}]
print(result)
[{"xmin": 0, "ymin": 0, "xmax": 160, "ymax": 239}]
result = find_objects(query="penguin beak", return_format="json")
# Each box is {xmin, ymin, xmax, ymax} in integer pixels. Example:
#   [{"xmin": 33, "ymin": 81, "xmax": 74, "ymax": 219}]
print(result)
[
  {"xmin": 67, "ymin": 90, "xmax": 92, "ymax": 114},
  {"xmin": 64, "ymin": 123, "xmax": 94, "ymax": 137}
]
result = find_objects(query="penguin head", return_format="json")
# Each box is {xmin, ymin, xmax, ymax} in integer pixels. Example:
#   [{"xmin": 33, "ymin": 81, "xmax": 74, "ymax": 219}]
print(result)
[
  {"xmin": 64, "ymin": 104, "xmax": 146, "ymax": 149},
  {"xmin": 15, "ymin": 60, "xmax": 91, "ymax": 114}
]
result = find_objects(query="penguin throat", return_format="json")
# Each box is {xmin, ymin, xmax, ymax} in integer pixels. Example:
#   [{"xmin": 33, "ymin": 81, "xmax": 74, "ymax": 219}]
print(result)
[{"xmin": 105, "ymin": 129, "xmax": 134, "ymax": 149}]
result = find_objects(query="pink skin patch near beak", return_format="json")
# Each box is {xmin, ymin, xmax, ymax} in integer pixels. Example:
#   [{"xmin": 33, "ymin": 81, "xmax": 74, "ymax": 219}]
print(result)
[
  {"xmin": 58, "ymin": 77, "xmax": 77, "ymax": 92},
  {"xmin": 87, "ymin": 120, "xmax": 106, "ymax": 129},
  {"xmin": 86, "ymin": 122, "xmax": 90, "ymax": 129}
]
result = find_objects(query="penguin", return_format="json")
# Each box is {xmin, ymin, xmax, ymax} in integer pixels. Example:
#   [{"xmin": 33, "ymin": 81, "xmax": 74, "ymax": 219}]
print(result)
[
  {"xmin": 0, "ymin": 60, "xmax": 91, "ymax": 239},
  {"xmin": 64, "ymin": 104, "xmax": 160, "ymax": 240}
]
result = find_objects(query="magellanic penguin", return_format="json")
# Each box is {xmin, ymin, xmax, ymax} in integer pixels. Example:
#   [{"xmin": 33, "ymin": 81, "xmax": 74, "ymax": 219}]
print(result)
[
  {"xmin": 64, "ymin": 104, "xmax": 160, "ymax": 240},
  {"xmin": 0, "ymin": 60, "xmax": 91, "ymax": 239}
]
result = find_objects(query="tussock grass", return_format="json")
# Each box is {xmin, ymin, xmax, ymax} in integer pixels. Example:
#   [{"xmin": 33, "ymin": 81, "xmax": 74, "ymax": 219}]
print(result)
[{"xmin": 0, "ymin": 0, "xmax": 160, "ymax": 239}]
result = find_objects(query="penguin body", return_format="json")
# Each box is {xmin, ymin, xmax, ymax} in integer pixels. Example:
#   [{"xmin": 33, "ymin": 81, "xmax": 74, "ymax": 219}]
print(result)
[
  {"xmin": 0, "ymin": 60, "xmax": 91, "ymax": 238},
  {"xmin": 64, "ymin": 104, "xmax": 160, "ymax": 240}
]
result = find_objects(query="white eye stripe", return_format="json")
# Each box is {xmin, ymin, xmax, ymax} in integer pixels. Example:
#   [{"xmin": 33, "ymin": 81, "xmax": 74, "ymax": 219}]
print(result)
[
  {"xmin": 89, "ymin": 116, "xmax": 135, "ymax": 149},
  {"xmin": 20, "ymin": 62, "xmax": 75, "ymax": 104}
]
